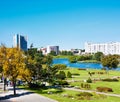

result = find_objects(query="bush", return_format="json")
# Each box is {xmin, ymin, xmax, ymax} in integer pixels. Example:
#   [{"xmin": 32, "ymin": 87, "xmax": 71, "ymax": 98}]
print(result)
[
  {"xmin": 102, "ymin": 78, "xmax": 119, "ymax": 82},
  {"xmin": 72, "ymin": 73, "xmax": 80, "ymax": 76},
  {"xmin": 96, "ymin": 87, "xmax": 113, "ymax": 92},
  {"xmin": 53, "ymin": 64, "xmax": 67, "ymax": 70},
  {"xmin": 81, "ymin": 83, "xmax": 91, "ymax": 89},
  {"xmin": 57, "ymin": 71, "xmax": 66, "ymax": 80},
  {"xmin": 76, "ymin": 92, "xmax": 93, "ymax": 97},
  {"xmin": 28, "ymin": 83, "xmax": 40, "ymax": 89},
  {"xmin": 67, "ymin": 71, "xmax": 72, "ymax": 78},
  {"xmin": 101, "ymin": 67, "xmax": 106, "ymax": 70},
  {"xmin": 86, "ymin": 78, "xmax": 92, "ymax": 83},
  {"xmin": 53, "ymin": 80, "xmax": 69, "ymax": 86}
]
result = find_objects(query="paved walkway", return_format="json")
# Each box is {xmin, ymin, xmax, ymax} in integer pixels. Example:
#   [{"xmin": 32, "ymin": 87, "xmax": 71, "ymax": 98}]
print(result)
[
  {"xmin": 64, "ymin": 88, "xmax": 120, "ymax": 97},
  {"xmin": 0, "ymin": 86, "xmax": 58, "ymax": 102}
]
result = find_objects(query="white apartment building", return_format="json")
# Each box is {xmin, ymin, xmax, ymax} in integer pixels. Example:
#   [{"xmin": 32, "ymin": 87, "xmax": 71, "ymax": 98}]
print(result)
[
  {"xmin": 38, "ymin": 46, "xmax": 59, "ymax": 55},
  {"xmin": 85, "ymin": 42, "xmax": 120, "ymax": 55},
  {"xmin": 47, "ymin": 45, "xmax": 59, "ymax": 55}
]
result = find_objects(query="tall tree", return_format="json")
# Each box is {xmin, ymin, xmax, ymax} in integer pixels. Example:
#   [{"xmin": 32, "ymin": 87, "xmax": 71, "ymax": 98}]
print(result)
[
  {"xmin": 93, "ymin": 52, "xmax": 104, "ymax": 61},
  {"xmin": 0, "ymin": 45, "xmax": 7, "ymax": 91},
  {"xmin": 0, "ymin": 46, "xmax": 26, "ymax": 95},
  {"xmin": 101, "ymin": 54, "xmax": 119, "ymax": 70}
]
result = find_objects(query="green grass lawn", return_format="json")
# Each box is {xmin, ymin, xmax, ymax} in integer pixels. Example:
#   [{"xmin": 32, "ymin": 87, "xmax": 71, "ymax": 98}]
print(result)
[
  {"xmin": 22, "ymin": 86, "xmax": 120, "ymax": 102},
  {"xmin": 20, "ymin": 68, "xmax": 120, "ymax": 102},
  {"xmin": 64, "ymin": 68, "xmax": 120, "ymax": 94}
]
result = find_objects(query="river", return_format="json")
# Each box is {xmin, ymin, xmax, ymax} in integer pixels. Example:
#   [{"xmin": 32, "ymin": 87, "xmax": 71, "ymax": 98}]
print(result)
[{"xmin": 53, "ymin": 58, "xmax": 120, "ymax": 70}]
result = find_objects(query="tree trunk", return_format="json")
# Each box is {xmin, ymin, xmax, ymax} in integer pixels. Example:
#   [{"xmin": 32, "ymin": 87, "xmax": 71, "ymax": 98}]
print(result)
[
  {"xmin": 4, "ymin": 78, "xmax": 6, "ymax": 91},
  {"xmin": 13, "ymin": 80, "xmax": 16, "ymax": 95}
]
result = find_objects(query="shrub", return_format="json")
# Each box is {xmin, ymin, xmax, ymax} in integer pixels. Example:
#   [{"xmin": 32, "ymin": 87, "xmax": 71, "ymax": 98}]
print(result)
[
  {"xmin": 57, "ymin": 71, "xmax": 66, "ymax": 80},
  {"xmin": 67, "ymin": 71, "xmax": 72, "ymax": 78},
  {"xmin": 72, "ymin": 73, "xmax": 80, "ymax": 76},
  {"xmin": 87, "ymin": 78, "xmax": 92, "ymax": 83},
  {"xmin": 81, "ymin": 83, "xmax": 91, "ymax": 89},
  {"xmin": 76, "ymin": 92, "xmax": 93, "ymax": 97},
  {"xmin": 102, "ymin": 78, "xmax": 119, "ymax": 82},
  {"xmin": 53, "ymin": 64, "xmax": 67, "ymax": 70},
  {"xmin": 28, "ymin": 83, "xmax": 40, "ymax": 89},
  {"xmin": 101, "ymin": 67, "xmax": 106, "ymax": 70},
  {"xmin": 53, "ymin": 80, "xmax": 69, "ymax": 85},
  {"xmin": 96, "ymin": 87, "xmax": 113, "ymax": 92}
]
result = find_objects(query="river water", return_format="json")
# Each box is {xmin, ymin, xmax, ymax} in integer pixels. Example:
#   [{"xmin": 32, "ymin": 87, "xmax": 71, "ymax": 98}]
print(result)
[{"xmin": 53, "ymin": 58, "xmax": 120, "ymax": 70}]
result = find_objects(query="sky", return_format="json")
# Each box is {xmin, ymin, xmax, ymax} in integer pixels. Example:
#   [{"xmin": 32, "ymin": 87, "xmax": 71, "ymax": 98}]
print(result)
[{"xmin": 0, "ymin": 0, "xmax": 120, "ymax": 50}]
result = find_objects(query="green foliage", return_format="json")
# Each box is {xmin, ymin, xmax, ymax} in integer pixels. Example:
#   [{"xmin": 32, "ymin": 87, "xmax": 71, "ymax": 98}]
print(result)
[
  {"xmin": 102, "ymin": 78, "xmax": 119, "ymax": 82},
  {"xmin": 77, "ymin": 55, "xmax": 93, "ymax": 61},
  {"xmin": 45, "ymin": 55, "xmax": 53, "ymax": 65},
  {"xmin": 101, "ymin": 55, "xmax": 119, "ymax": 69},
  {"xmin": 27, "ymin": 48, "xmax": 38, "ymax": 59},
  {"xmin": 69, "ymin": 56, "xmax": 77, "ymax": 63},
  {"xmin": 28, "ymin": 83, "xmax": 41, "ymax": 89},
  {"xmin": 53, "ymin": 64, "xmax": 67, "ymax": 70},
  {"xmin": 49, "ymin": 51, "xmax": 57, "ymax": 56},
  {"xmin": 93, "ymin": 52, "xmax": 104, "ymax": 61},
  {"xmin": 67, "ymin": 71, "xmax": 72, "ymax": 78},
  {"xmin": 72, "ymin": 73, "xmax": 80, "ymax": 76},
  {"xmin": 86, "ymin": 77, "xmax": 92, "ymax": 83},
  {"xmin": 76, "ymin": 92, "xmax": 93, "ymax": 97},
  {"xmin": 53, "ymin": 80, "xmax": 69, "ymax": 85},
  {"xmin": 60, "ymin": 50, "xmax": 73, "ymax": 55},
  {"xmin": 81, "ymin": 83, "xmax": 91, "ymax": 89},
  {"xmin": 57, "ymin": 71, "xmax": 66, "ymax": 80}
]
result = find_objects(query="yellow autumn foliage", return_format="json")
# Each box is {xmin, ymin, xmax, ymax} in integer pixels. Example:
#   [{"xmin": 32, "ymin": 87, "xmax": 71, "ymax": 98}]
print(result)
[{"xmin": 0, "ymin": 46, "xmax": 31, "ymax": 82}]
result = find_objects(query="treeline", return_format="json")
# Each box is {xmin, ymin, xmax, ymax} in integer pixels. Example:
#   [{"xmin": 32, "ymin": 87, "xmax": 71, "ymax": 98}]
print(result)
[{"xmin": 69, "ymin": 52, "xmax": 104, "ymax": 63}]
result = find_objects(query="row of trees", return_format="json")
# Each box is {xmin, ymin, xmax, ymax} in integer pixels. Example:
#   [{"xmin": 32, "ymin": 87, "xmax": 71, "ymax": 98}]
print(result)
[
  {"xmin": 68, "ymin": 52, "xmax": 103, "ymax": 63},
  {"xmin": 0, "ymin": 45, "xmax": 57, "ymax": 95},
  {"xmin": 68, "ymin": 52, "xmax": 120, "ymax": 70}
]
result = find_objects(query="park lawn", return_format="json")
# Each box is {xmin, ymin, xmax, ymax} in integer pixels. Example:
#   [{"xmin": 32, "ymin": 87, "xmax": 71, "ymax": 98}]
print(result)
[
  {"xmin": 64, "ymin": 68, "xmax": 120, "ymax": 94},
  {"xmin": 24, "ymin": 87, "xmax": 120, "ymax": 102},
  {"xmin": 20, "ymin": 68, "xmax": 120, "ymax": 102},
  {"xmin": 70, "ymin": 81, "xmax": 120, "ymax": 94},
  {"xmin": 64, "ymin": 68, "xmax": 120, "ymax": 81}
]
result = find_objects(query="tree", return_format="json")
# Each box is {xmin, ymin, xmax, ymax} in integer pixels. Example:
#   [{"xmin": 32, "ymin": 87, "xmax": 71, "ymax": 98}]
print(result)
[
  {"xmin": 57, "ymin": 71, "xmax": 66, "ymax": 80},
  {"xmin": 93, "ymin": 52, "xmax": 104, "ymax": 61},
  {"xmin": 49, "ymin": 51, "xmax": 57, "ymax": 56},
  {"xmin": 69, "ymin": 56, "xmax": 77, "ymax": 63},
  {"xmin": 53, "ymin": 64, "xmax": 67, "ymax": 70},
  {"xmin": 0, "ymin": 46, "xmax": 26, "ymax": 95},
  {"xmin": 101, "ymin": 55, "xmax": 119, "ymax": 70},
  {"xmin": 67, "ymin": 71, "xmax": 72, "ymax": 78},
  {"xmin": 0, "ymin": 45, "xmax": 7, "ymax": 91}
]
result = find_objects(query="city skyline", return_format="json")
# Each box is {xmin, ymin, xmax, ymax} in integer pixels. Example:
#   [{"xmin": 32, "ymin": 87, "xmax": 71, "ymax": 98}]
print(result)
[{"xmin": 0, "ymin": 0, "xmax": 120, "ymax": 50}]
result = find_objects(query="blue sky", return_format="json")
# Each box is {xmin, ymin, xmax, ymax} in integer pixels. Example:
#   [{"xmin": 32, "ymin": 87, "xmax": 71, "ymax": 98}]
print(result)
[{"xmin": 0, "ymin": 0, "xmax": 120, "ymax": 50}]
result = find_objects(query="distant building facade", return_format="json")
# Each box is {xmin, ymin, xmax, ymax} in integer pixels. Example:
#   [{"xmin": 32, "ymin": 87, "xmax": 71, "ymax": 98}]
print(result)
[
  {"xmin": 39, "ymin": 45, "xmax": 59, "ymax": 55},
  {"xmin": 38, "ymin": 47, "xmax": 47, "ymax": 55},
  {"xmin": 85, "ymin": 42, "xmax": 120, "ymax": 55},
  {"xmin": 71, "ymin": 49, "xmax": 85, "ymax": 55},
  {"xmin": 13, "ymin": 34, "xmax": 27, "ymax": 51},
  {"xmin": 47, "ymin": 46, "xmax": 59, "ymax": 55}
]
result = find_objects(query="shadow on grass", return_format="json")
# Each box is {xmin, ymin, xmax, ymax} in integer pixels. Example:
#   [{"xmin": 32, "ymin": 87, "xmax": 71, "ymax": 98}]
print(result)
[
  {"xmin": 0, "ymin": 85, "xmax": 64, "ymax": 101},
  {"xmin": 25, "ymin": 86, "xmax": 64, "ymax": 95}
]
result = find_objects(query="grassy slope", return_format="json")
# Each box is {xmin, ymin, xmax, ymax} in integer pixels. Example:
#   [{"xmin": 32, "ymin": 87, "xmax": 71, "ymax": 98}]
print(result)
[{"xmin": 21, "ymin": 68, "xmax": 120, "ymax": 102}]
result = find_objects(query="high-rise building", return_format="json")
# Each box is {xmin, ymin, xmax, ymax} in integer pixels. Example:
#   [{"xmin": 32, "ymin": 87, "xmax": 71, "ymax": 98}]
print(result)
[
  {"xmin": 85, "ymin": 42, "xmax": 120, "ymax": 55},
  {"xmin": 13, "ymin": 34, "xmax": 27, "ymax": 51},
  {"xmin": 47, "ymin": 46, "xmax": 59, "ymax": 55}
]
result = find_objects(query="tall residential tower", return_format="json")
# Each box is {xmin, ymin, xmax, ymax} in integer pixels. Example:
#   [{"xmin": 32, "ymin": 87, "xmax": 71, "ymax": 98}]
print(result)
[{"xmin": 13, "ymin": 34, "xmax": 27, "ymax": 51}]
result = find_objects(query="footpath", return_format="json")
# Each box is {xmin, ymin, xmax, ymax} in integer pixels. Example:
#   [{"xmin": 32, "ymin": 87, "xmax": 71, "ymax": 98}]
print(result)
[{"xmin": 0, "ymin": 86, "xmax": 58, "ymax": 102}]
